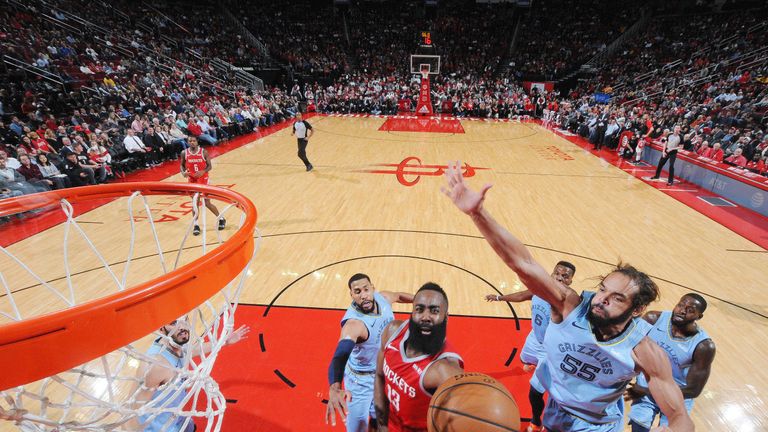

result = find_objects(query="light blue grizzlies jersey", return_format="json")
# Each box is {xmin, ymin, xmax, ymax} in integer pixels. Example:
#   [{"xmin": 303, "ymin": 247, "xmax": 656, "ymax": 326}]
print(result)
[
  {"xmin": 341, "ymin": 291, "xmax": 394, "ymax": 372},
  {"xmin": 531, "ymin": 295, "xmax": 552, "ymax": 344},
  {"xmin": 636, "ymin": 311, "xmax": 710, "ymax": 389},
  {"xmin": 536, "ymin": 291, "xmax": 653, "ymax": 424},
  {"xmin": 140, "ymin": 346, "xmax": 190, "ymax": 432}
]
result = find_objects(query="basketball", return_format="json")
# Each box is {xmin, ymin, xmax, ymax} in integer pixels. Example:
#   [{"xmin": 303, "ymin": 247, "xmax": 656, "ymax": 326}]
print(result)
[{"xmin": 428, "ymin": 373, "xmax": 520, "ymax": 432}]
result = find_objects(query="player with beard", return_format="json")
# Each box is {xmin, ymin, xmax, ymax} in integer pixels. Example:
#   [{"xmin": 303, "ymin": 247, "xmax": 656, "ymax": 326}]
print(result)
[
  {"xmin": 441, "ymin": 161, "xmax": 693, "ymax": 432},
  {"xmin": 326, "ymin": 274, "xmax": 414, "ymax": 431},
  {"xmin": 373, "ymin": 283, "xmax": 464, "ymax": 432},
  {"xmin": 627, "ymin": 294, "xmax": 715, "ymax": 432},
  {"xmin": 134, "ymin": 319, "xmax": 249, "ymax": 431},
  {"xmin": 485, "ymin": 261, "xmax": 576, "ymax": 432}
]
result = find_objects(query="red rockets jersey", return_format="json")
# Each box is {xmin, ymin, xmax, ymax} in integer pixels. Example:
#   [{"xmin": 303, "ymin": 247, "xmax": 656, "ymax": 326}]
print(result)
[
  {"xmin": 184, "ymin": 147, "xmax": 208, "ymax": 183},
  {"xmin": 382, "ymin": 322, "xmax": 463, "ymax": 432}
]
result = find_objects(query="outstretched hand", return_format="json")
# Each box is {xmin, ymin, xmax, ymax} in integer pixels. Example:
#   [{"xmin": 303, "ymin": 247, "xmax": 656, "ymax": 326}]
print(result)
[
  {"xmin": 440, "ymin": 160, "xmax": 492, "ymax": 215},
  {"xmin": 225, "ymin": 325, "xmax": 250, "ymax": 346},
  {"xmin": 325, "ymin": 384, "xmax": 351, "ymax": 426}
]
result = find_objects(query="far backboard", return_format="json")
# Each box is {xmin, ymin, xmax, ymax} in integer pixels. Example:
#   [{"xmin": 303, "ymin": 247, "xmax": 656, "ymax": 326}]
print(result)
[{"xmin": 409, "ymin": 54, "xmax": 441, "ymax": 75}]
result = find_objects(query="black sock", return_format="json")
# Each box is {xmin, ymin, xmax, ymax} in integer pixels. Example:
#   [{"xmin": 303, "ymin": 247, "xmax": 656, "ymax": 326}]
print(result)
[
  {"xmin": 529, "ymin": 386, "xmax": 545, "ymax": 426},
  {"xmin": 629, "ymin": 420, "xmax": 650, "ymax": 432}
]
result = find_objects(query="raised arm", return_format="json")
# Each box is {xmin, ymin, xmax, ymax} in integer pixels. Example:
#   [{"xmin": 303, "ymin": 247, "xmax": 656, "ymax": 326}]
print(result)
[
  {"xmin": 325, "ymin": 319, "xmax": 369, "ymax": 426},
  {"xmin": 374, "ymin": 320, "xmax": 402, "ymax": 432},
  {"xmin": 485, "ymin": 289, "xmax": 534, "ymax": 303},
  {"xmin": 379, "ymin": 291, "xmax": 414, "ymax": 305},
  {"xmin": 442, "ymin": 161, "xmax": 578, "ymax": 316},
  {"xmin": 189, "ymin": 325, "xmax": 249, "ymax": 358},
  {"xmin": 633, "ymin": 338, "xmax": 695, "ymax": 432}
]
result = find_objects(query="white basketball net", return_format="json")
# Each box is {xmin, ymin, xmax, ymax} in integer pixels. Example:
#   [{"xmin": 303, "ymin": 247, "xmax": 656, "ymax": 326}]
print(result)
[{"xmin": 0, "ymin": 190, "xmax": 260, "ymax": 431}]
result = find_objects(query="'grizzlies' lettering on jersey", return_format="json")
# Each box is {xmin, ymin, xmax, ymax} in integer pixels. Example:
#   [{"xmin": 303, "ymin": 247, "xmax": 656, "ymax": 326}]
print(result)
[
  {"xmin": 556, "ymin": 343, "xmax": 614, "ymax": 374},
  {"xmin": 636, "ymin": 311, "xmax": 710, "ymax": 389},
  {"xmin": 535, "ymin": 291, "xmax": 652, "ymax": 424},
  {"xmin": 531, "ymin": 295, "xmax": 551, "ymax": 344},
  {"xmin": 341, "ymin": 291, "xmax": 394, "ymax": 372}
]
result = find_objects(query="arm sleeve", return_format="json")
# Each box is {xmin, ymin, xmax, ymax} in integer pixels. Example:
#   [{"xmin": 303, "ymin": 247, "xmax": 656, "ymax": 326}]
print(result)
[{"xmin": 328, "ymin": 339, "xmax": 356, "ymax": 385}]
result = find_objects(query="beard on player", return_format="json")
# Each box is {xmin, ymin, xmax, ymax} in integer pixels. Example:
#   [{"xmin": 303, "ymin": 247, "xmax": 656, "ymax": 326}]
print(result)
[
  {"xmin": 355, "ymin": 298, "xmax": 375, "ymax": 314},
  {"xmin": 587, "ymin": 302, "xmax": 635, "ymax": 329},
  {"xmin": 408, "ymin": 316, "xmax": 447, "ymax": 356},
  {"xmin": 169, "ymin": 323, "xmax": 191, "ymax": 347}
]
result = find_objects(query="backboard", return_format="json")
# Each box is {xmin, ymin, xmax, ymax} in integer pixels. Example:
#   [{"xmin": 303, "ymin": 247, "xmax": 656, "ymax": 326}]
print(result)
[{"xmin": 410, "ymin": 54, "xmax": 441, "ymax": 76}]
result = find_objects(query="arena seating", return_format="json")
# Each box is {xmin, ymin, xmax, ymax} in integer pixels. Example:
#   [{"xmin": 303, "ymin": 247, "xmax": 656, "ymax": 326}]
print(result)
[{"xmin": 1, "ymin": 0, "xmax": 766, "ymax": 206}]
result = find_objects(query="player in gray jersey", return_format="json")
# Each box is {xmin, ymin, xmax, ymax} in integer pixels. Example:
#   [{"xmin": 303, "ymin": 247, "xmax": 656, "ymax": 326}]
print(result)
[
  {"xmin": 442, "ymin": 161, "xmax": 693, "ymax": 432},
  {"xmin": 133, "ymin": 319, "xmax": 248, "ymax": 431},
  {"xmin": 627, "ymin": 294, "xmax": 715, "ymax": 432},
  {"xmin": 325, "ymin": 273, "xmax": 414, "ymax": 431},
  {"xmin": 485, "ymin": 261, "xmax": 575, "ymax": 432}
]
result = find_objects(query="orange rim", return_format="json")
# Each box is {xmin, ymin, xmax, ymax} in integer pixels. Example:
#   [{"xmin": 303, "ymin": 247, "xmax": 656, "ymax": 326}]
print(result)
[{"xmin": 0, "ymin": 182, "xmax": 257, "ymax": 391}]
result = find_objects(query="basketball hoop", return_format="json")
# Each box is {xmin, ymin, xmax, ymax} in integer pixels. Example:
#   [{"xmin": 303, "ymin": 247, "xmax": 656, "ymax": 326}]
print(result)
[
  {"xmin": 0, "ymin": 182, "xmax": 260, "ymax": 431},
  {"xmin": 420, "ymin": 65, "xmax": 431, "ymax": 81}
]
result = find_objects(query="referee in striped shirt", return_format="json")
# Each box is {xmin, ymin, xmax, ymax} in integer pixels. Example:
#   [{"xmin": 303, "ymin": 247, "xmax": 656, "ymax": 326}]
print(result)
[{"xmin": 292, "ymin": 112, "xmax": 314, "ymax": 171}]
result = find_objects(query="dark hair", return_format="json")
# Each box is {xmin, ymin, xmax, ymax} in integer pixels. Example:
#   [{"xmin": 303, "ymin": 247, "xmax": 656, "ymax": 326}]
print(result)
[
  {"xmin": 416, "ymin": 282, "xmax": 448, "ymax": 306},
  {"xmin": 612, "ymin": 262, "xmax": 659, "ymax": 310},
  {"xmin": 556, "ymin": 260, "xmax": 576, "ymax": 275},
  {"xmin": 348, "ymin": 273, "xmax": 371, "ymax": 289},
  {"xmin": 684, "ymin": 293, "xmax": 708, "ymax": 313}
]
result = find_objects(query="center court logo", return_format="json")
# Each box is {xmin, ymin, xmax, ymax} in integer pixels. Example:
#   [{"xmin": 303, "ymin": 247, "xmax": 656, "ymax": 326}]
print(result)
[{"xmin": 360, "ymin": 157, "xmax": 490, "ymax": 187}]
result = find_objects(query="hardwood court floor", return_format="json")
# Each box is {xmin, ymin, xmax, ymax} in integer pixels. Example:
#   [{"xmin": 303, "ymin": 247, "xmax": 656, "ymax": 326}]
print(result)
[{"xmin": 1, "ymin": 116, "xmax": 766, "ymax": 431}]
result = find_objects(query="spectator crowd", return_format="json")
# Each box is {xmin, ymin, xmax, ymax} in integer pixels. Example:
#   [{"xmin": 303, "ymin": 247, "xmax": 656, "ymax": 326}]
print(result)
[
  {"xmin": 0, "ymin": 0, "xmax": 300, "ymax": 208},
  {"xmin": 1, "ymin": 0, "xmax": 767, "ymax": 211},
  {"xmin": 550, "ymin": 6, "xmax": 768, "ymax": 176}
]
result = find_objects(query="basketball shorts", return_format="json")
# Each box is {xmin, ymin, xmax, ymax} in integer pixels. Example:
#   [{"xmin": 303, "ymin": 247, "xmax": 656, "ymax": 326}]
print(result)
[
  {"xmin": 520, "ymin": 332, "xmax": 546, "ymax": 393},
  {"xmin": 542, "ymin": 398, "xmax": 623, "ymax": 432},
  {"xmin": 343, "ymin": 367, "xmax": 376, "ymax": 432},
  {"xmin": 629, "ymin": 395, "xmax": 694, "ymax": 429},
  {"xmin": 529, "ymin": 370, "xmax": 545, "ymax": 393},
  {"xmin": 188, "ymin": 175, "xmax": 209, "ymax": 185},
  {"xmin": 520, "ymin": 331, "xmax": 545, "ymax": 366}
]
